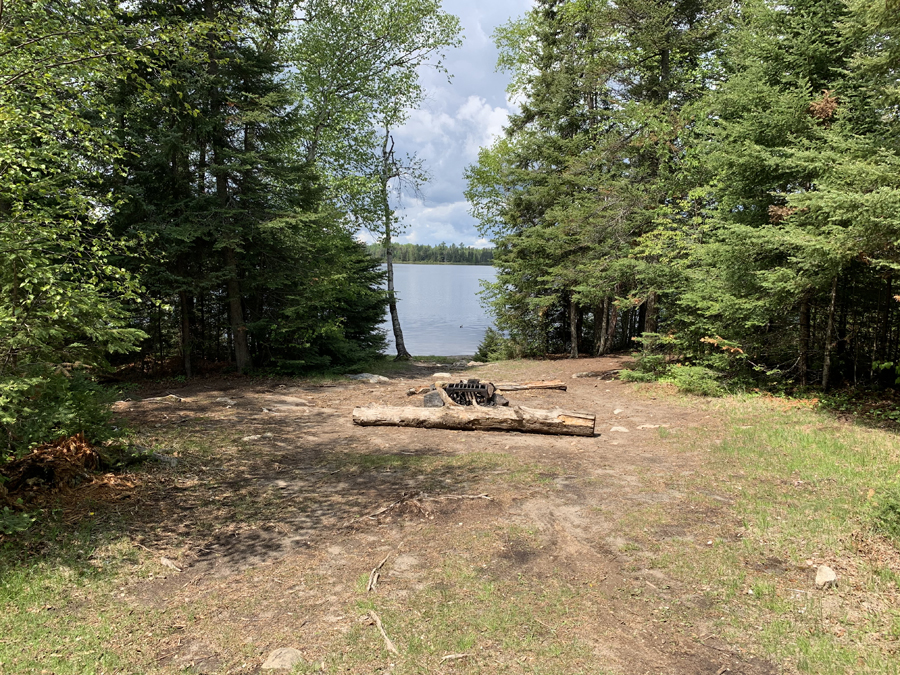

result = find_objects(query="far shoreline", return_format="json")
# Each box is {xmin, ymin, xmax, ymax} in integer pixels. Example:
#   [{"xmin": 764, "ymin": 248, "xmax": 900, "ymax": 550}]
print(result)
[{"xmin": 377, "ymin": 261, "xmax": 495, "ymax": 266}]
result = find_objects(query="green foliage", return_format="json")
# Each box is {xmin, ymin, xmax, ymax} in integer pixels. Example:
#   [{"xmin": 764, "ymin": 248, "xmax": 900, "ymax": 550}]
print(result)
[
  {"xmin": 466, "ymin": 0, "xmax": 900, "ymax": 393},
  {"xmin": 0, "ymin": 506, "xmax": 35, "ymax": 536},
  {"xmin": 664, "ymin": 365, "xmax": 725, "ymax": 397},
  {"xmin": 0, "ymin": 371, "xmax": 119, "ymax": 456},
  {"xmin": 869, "ymin": 483, "xmax": 900, "ymax": 546},
  {"xmin": 474, "ymin": 328, "xmax": 517, "ymax": 362}
]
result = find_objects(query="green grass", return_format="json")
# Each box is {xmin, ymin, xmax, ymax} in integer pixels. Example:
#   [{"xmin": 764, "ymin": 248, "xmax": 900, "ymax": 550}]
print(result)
[
  {"xmin": 302, "ymin": 536, "xmax": 602, "ymax": 674},
  {"xmin": 620, "ymin": 394, "xmax": 900, "ymax": 675},
  {"xmin": 0, "ymin": 523, "xmax": 143, "ymax": 674}
]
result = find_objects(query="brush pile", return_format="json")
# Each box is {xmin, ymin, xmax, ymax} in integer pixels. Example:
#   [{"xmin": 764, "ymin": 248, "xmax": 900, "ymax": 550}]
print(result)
[{"xmin": 1, "ymin": 433, "xmax": 100, "ymax": 503}]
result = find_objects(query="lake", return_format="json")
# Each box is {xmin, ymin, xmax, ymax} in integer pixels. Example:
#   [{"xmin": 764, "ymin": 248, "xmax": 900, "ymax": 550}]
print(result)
[{"xmin": 381, "ymin": 264, "xmax": 497, "ymax": 356}]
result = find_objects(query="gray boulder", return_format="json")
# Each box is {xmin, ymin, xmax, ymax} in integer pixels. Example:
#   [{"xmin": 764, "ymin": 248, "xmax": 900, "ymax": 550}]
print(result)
[{"xmin": 261, "ymin": 647, "xmax": 303, "ymax": 670}]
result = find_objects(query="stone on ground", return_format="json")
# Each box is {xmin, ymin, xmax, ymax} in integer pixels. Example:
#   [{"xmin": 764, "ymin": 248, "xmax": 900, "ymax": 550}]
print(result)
[
  {"xmin": 423, "ymin": 390, "xmax": 444, "ymax": 408},
  {"xmin": 815, "ymin": 565, "xmax": 837, "ymax": 589},
  {"xmin": 261, "ymin": 647, "xmax": 303, "ymax": 670},
  {"xmin": 347, "ymin": 373, "xmax": 389, "ymax": 383}
]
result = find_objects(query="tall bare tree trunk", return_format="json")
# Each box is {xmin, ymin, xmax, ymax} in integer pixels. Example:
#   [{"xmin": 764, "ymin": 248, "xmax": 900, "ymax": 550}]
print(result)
[
  {"xmin": 822, "ymin": 275, "xmax": 839, "ymax": 390},
  {"xmin": 380, "ymin": 130, "xmax": 411, "ymax": 360},
  {"xmin": 799, "ymin": 292, "xmax": 810, "ymax": 387},
  {"xmin": 386, "ymin": 238, "xmax": 411, "ymax": 360}
]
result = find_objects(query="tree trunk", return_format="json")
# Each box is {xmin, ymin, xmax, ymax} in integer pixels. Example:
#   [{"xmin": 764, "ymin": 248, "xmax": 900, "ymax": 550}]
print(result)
[
  {"xmin": 598, "ymin": 298, "xmax": 610, "ymax": 355},
  {"xmin": 569, "ymin": 296, "xmax": 579, "ymax": 359},
  {"xmin": 645, "ymin": 291, "xmax": 658, "ymax": 334},
  {"xmin": 353, "ymin": 405, "xmax": 596, "ymax": 437},
  {"xmin": 607, "ymin": 292, "xmax": 620, "ymax": 352},
  {"xmin": 381, "ymin": 130, "xmax": 411, "ymax": 360},
  {"xmin": 386, "ymin": 235, "xmax": 411, "ymax": 361},
  {"xmin": 799, "ymin": 292, "xmax": 810, "ymax": 387},
  {"xmin": 179, "ymin": 290, "xmax": 193, "ymax": 378},
  {"xmin": 822, "ymin": 275, "xmax": 839, "ymax": 390},
  {"xmin": 879, "ymin": 276, "xmax": 892, "ymax": 362},
  {"xmin": 226, "ymin": 247, "xmax": 251, "ymax": 373},
  {"xmin": 593, "ymin": 300, "xmax": 607, "ymax": 356}
]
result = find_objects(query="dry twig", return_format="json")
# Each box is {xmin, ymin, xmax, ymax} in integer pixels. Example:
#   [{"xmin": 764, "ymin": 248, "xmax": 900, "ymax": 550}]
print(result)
[
  {"xmin": 367, "ymin": 553, "xmax": 391, "ymax": 592},
  {"xmin": 441, "ymin": 653, "xmax": 471, "ymax": 662},
  {"xmin": 368, "ymin": 610, "xmax": 399, "ymax": 655}
]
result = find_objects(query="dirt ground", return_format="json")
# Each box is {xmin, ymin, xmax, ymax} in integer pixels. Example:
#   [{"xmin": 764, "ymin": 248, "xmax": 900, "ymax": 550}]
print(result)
[{"xmin": 102, "ymin": 356, "xmax": 778, "ymax": 674}]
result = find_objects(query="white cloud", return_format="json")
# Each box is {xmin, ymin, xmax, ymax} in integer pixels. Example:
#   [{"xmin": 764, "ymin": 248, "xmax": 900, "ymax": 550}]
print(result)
[
  {"xmin": 456, "ymin": 95, "xmax": 509, "ymax": 158},
  {"xmin": 385, "ymin": 0, "xmax": 529, "ymax": 246}
]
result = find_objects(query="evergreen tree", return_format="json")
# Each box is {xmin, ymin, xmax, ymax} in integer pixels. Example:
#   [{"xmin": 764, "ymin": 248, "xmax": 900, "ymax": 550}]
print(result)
[{"xmin": 467, "ymin": 0, "xmax": 729, "ymax": 357}]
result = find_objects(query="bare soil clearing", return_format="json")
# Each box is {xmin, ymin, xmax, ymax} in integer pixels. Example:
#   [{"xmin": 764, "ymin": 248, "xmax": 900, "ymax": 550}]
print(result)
[{"xmin": 85, "ymin": 357, "xmax": 778, "ymax": 673}]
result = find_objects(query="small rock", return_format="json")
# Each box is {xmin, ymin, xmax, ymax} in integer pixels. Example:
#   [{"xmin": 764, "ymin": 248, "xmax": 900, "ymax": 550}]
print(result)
[
  {"xmin": 160, "ymin": 557, "xmax": 182, "ymax": 572},
  {"xmin": 151, "ymin": 453, "xmax": 178, "ymax": 468},
  {"xmin": 572, "ymin": 371, "xmax": 601, "ymax": 379},
  {"xmin": 241, "ymin": 433, "xmax": 273, "ymax": 442},
  {"xmin": 406, "ymin": 388, "xmax": 418, "ymax": 396},
  {"xmin": 637, "ymin": 424, "xmax": 661, "ymax": 430},
  {"xmin": 423, "ymin": 390, "xmax": 444, "ymax": 408},
  {"xmin": 452, "ymin": 360, "xmax": 469, "ymax": 368},
  {"xmin": 433, "ymin": 372, "xmax": 452, "ymax": 378},
  {"xmin": 492, "ymin": 394, "xmax": 510, "ymax": 407},
  {"xmin": 215, "ymin": 397, "xmax": 237, "ymax": 407},
  {"xmin": 613, "ymin": 408, "xmax": 624, "ymax": 415},
  {"xmin": 610, "ymin": 426, "xmax": 629, "ymax": 433},
  {"xmin": 261, "ymin": 647, "xmax": 303, "ymax": 671},
  {"xmin": 346, "ymin": 373, "xmax": 389, "ymax": 383},
  {"xmin": 815, "ymin": 565, "xmax": 837, "ymax": 589},
  {"xmin": 467, "ymin": 361, "xmax": 485, "ymax": 367}
]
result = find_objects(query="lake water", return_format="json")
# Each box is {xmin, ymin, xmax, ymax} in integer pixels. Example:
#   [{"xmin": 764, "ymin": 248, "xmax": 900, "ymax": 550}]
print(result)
[{"xmin": 381, "ymin": 264, "xmax": 497, "ymax": 356}]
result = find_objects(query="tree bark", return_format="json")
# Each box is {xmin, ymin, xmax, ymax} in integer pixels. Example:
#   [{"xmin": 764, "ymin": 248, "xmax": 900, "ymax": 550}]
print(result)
[
  {"xmin": 569, "ymin": 296, "xmax": 579, "ymax": 359},
  {"xmin": 353, "ymin": 405, "xmax": 596, "ymax": 436},
  {"xmin": 598, "ymin": 298, "xmax": 610, "ymax": 355},
  {"xmin": 179, "ymin": 290, "xmax": 193, "ymax": 378},
  {"xmin": 607, "ymin": 292, "xmax": 620, "ymax": 352},
  {"xmin": 799, "ymin": 292, "xmax": 810, "ymax": 387},
  {"xmin": 380, "ymin": 130, "xmax": 411, "ymax": 360},
  {"xmin": 593, "ymin": 300, "xmax": 606, "ymax": 356},
  {"xmin": 226, "ymin": 247, "xmax": 251, "ymax": 373},
  {"xmin": 645, "ymin": 291, "xmax": 658, "ymax": 334},
  {"xmin": 822, "ymin": 275, "xmax": 839, "ymax": 390}
]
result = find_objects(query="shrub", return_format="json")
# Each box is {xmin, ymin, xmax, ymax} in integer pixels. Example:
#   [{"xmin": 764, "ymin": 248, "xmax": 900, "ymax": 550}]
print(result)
[
  {"xmin": 0, "ymin": 370, "xmax": 119, "ymax": 458},
  {"xmin": 475, "ymin": 327, "xmax": 515, "ymax": 361},
  {"xmin": 664, "ymin": 365, "xmax": 724, "ymax": 396},
  {"xmin": 870, "ymin": 483, "xmax": 900, "ymax": 545}
]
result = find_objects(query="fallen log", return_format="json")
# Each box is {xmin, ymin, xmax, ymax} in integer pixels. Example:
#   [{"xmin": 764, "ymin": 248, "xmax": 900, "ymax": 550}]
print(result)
[
  {"xmin": 493, "ymin": 380, "xmax": 567, "ymax": 392},
  {"xmin": 352, "ymin": 405, "xmax": 595, "ymax": 436}
]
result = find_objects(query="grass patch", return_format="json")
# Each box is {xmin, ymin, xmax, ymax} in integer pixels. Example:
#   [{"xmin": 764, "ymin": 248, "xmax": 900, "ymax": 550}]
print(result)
[
  {"xmin": 308, "ymin": 532, "xmax": 602, "ymax": 674},
  {"xmin": 621, "ymin": 394, "xmax": 900, "ymax": 674},
  {"xmin": 0, "ymin": 520, "xmax": 142, "ymax": 674}
]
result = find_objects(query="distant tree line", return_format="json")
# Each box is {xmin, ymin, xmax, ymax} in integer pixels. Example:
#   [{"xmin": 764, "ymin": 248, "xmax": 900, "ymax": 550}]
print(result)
[
  {"xmin": 367, "ymin": 243, "xmax": 494, "ymax": 265},
  {"xmin": 467, "ymin": 0, "xmax": 900, "ymax": 390}
]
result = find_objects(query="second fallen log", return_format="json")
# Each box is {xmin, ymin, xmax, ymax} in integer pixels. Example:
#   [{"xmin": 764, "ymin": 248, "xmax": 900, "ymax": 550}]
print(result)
[
  {"xmin": 493, "ymin": 380, "xmax": 567, "ymax": 392},
  {"xmin": 352, "ymin": 405, "xmax": 595, "ymax": 436}
]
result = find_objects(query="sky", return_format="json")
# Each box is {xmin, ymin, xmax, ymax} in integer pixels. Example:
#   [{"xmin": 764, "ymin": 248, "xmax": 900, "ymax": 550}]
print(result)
[{"xmin": 383, "ymin": 0, "xmax": 533, "ymax": 249}]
